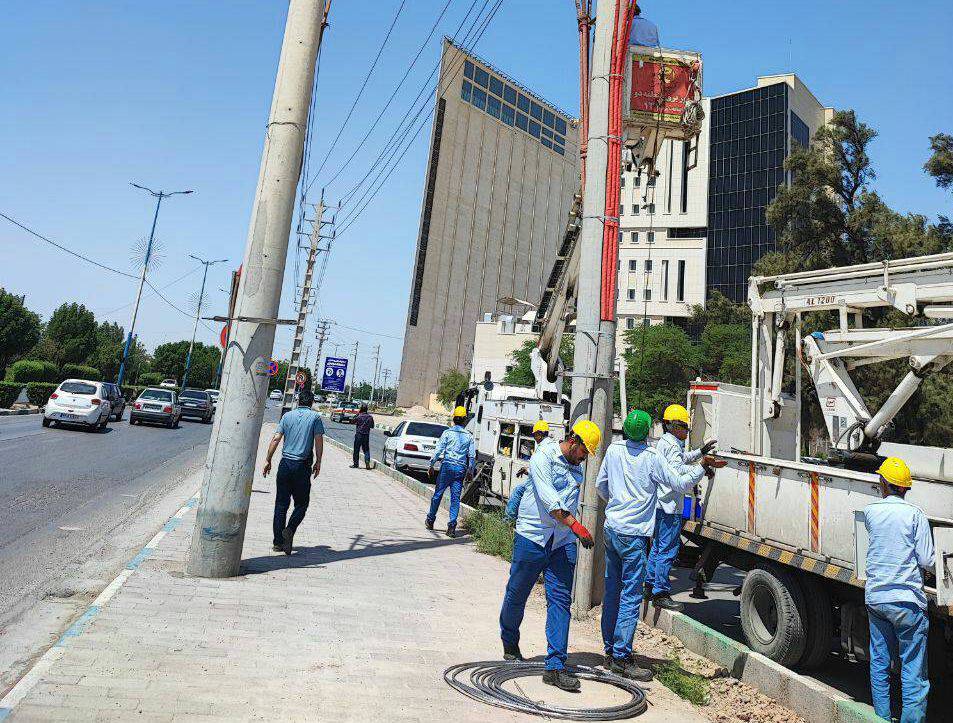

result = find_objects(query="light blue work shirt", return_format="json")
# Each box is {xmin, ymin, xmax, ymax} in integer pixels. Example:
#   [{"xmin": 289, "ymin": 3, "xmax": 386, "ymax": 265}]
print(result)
[
  {"xmin": 654, "ymin": 432, "xmax": 703, "ymax": 514},
  {"xmin": 505, "ymin": 480, "xmax": 527, "ymax": 520},
  {"xmin": 429, "ymin": 425, "xmax": 476, "ymax": 471},
  {"xmin": 515, "ymin": 438, "xmax": 583, "ymax": 550},
  {"xmin": 596, "ymin": 439, "xmax": 704, "ymax": 537},
  {"xmin": 629, "ymin": 16, "xmax": 660, "ymax": 47},
  {"xmin": 276, "ymin": 407, "xmax": 325, "ymax": 461},
  {"xmin": 863, "ymin": 496, "xmax": 935, "ymax": 610}
]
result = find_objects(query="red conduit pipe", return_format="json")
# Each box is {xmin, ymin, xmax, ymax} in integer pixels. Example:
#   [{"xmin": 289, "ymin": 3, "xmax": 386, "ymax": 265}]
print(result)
[{"xmin": 577, "ymin": 2, "xmax": 592, "ymax": 193}]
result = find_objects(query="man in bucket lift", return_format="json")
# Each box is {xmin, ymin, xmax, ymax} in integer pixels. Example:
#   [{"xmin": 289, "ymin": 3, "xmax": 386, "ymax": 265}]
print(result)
[{"xmin": 629, "ymin": 3, "xmax": 660, "ymax": 48}]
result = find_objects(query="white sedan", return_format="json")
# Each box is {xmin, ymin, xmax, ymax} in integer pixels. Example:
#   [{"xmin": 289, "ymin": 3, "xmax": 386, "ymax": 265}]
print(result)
[
  {"xmin": 42, "ymin": 379, "xmax": 112, "ymax": 431},
  {"xmin": 381, "ymin": 421, "xmax": 448, "ymax": 474}
]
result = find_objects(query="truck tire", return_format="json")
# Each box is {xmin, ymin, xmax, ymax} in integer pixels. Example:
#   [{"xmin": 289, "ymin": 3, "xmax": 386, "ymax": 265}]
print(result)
[
  {"xmin": 740, "ymin": 564, "xmax": 807, "ymax": 666},
  {"xmin": 796, "ymin": 573, "xmax": 834, "ymax": 669}
]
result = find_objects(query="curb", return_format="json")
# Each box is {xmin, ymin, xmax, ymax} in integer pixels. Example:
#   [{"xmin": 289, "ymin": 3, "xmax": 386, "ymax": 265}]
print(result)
[
  {"xmin": 0, "ymin": 408, "xmax": 40, "ymax": 417},
  {"xmin": 640, "ymin": 602, "xmax": 880, "ymax": 723}
]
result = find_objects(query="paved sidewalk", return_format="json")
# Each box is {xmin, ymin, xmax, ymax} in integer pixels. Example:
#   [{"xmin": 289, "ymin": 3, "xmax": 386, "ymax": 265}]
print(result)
[{"xmin": 4, "ymin": 425, "xmax": 707, "ymax": 722}]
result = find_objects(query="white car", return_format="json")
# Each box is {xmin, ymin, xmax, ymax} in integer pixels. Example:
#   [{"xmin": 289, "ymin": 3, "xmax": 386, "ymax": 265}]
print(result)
[
  {"xmin": 42, "ymin": 379, "xmax": 112, "ymax": 431},
  {"xmin": 381, "ymin": 421, "xmax": 448, "ymax": 474},
  {"xmin": 205, "ymin": 389, "xmax": 220, "ymax": 409},
  {"xmin": 269, "ymin": 389, "xmax": 282, "ymax": 401},
  {"xmin": 159, "ymin": 379, "xmax": 178, "ymax": 389}
]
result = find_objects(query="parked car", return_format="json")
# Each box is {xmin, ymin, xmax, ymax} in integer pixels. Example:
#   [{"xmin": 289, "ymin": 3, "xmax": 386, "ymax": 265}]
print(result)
[
  {"xmin": 42, "ymin": 379, "xmax": 112, "ymax": 431},
  {"xmin": 205, "ymin": 389, "xmax": 220, "ymax": 409},
  {"xmin": 268, "ymin": 389, "xmax": 283, "ymax": 401},
  {"xmin": 330, "ymin": 402, "xmax": 361, "ymax": 423},
  {"xmin": 129, "ymin": 388, "xmax": 182, "ymax": 428},
  {"xmin": 102, "ymin": 382, "xmax": 126, "ymax": 421},
  {"xmin": 159, "ymin": 379, "xmax": 178, "ymax": 389},
  {"xmin": 381, "ymin": 421, "xmax": 448, "ymax": 473},
  {"xmin": 179, "ymin": 389, "xmax": 214, "ymax": 423}
]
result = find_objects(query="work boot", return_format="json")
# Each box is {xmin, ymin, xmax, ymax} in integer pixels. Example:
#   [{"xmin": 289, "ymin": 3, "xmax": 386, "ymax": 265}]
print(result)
[
  {"xmin": 503, "ymin": 643, "xmax": 524, "ymax": 661},
  {"xmin": 281, "ymin": 528, "xmax": 294, "ymax": 555},
  {"xmin": 446, "ymin": 523, "xmax": 456, "ymax": 539},
  {"xmin": 643, "ymin": 582, "xmax": 654, "ymax": 600},
  {"xmin": 425, "ymin": 518, "xmax": 434, "ymax": 531},
  {"xmin": 349, "ymin": 464, "xmax": 359, "ymax": 468},
  {"xmin": 542, "ymin": 669, "xmax": 581, "ymax": 692},
  {"xmin": 365, "ymin": 462, "xmax": 373, "ymax": 469},
  {"xmin": 272, "ymin": 544, "xmax": 283, "ymax": 553},
  {"xmin": 652, "ymin": 594, "xmax": 684, "ymax": 612},
  {"xmin": 608, "ymin": 655, "xmax": 653, "ymax": 682}
]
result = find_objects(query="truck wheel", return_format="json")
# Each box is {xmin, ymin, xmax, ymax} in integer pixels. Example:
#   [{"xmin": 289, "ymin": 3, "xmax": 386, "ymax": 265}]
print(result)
[
  {"xmin": 796, "ymin": 573, "xmax": 834, "ymax": 669},
  {"xmin": 740, "ymin": 564, "xmax": 807, "ymax": 666}
]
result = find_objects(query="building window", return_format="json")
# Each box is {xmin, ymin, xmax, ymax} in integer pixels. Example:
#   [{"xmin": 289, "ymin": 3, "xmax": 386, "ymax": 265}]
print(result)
[
  {"xmin": 621, "ymin": 175, "xmax": 626, "ymax": 188},
  {"xmin": 661, "ymin": 259, "xmax": 670, "ymax": 301},
  {"xmin": 677, "ymin": 260, "xmax": 686, "ymax": 302},
  {"xmin": 647, "ymin": 203, "xmax": 656, "ymax": 214},
  {"xmin": 628, "ymin": 259, "xmax": 638, "ymax": 272},
  {"xmin": 666, "ymin": 140, "xmax": 674, "ymax": 213},
  {"xmin": 633, "ymin": 204, "xmax": 640, "ymax": 215},
  {"xmin": 631, "ymin": 232, "xmax": 639, "ymax": 244},
  {"xmin": 791, "ymin": 111, "xmax": 810, "ymax": 149},
  {"xmin": 681, "ymin": 140, "xmax": 691, "ymax": 213},
  {"xmin": 461, "ymin": 80, "xmax": 472, "ymax": 103},
  {"xmin": 617, "ymin": 231, "xmax": 623, "ymax": 244},
  {"xmin": 634, "ymin": 175, "xmax": 642, "ymax": 187},
  {"xmin": 647, "ymin": 231, "xmax": 655, "ymax": 244},
  {"xmin": 627, "ymin": 288, "xmax": 636, "ymax": 300},
  {"xmin": 644, "ymin": 287, "xmax": 652, "ymax": 301},
  {"xmin": 626, "ymin": 318, "xmax": 635, "ymax": 330},
  {"xmin": 473, "ymin": 66, "xmax": 489, "ymax": 88},
  {"xmin": 644, "ymin": 259, "xmax": 653, "ymax": 273}
]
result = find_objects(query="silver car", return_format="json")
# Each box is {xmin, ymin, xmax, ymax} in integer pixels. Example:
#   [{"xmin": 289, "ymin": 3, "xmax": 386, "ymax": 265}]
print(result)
[
  {"xmin": 129, "ymin": 388, "xmax": 182, "ymax": 428},
  {"xmin": 381, "ymin": 421, "xmax": 448, "ymax": 474}
]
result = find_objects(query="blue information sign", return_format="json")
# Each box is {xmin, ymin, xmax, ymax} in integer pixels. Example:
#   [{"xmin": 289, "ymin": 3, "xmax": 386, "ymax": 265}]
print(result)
[{"xmin": 321, "ymin": 356, "xmax": 348, "ymax": 393}]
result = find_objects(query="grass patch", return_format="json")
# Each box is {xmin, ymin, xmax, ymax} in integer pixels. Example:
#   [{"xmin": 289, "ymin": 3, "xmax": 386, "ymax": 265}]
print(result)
[
  {"xmin": 464, "ymin": 509, "xmax": 515, "ymax": 562},
  {"xmin": 655, "ymin": 656, "xmax": 710, "ymax": 706}
]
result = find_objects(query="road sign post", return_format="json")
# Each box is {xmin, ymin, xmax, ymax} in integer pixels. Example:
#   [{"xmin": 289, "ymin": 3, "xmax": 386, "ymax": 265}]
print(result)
[{"xmin": 321, "ymin": 356, "xmax": 348, "ymax": 393}]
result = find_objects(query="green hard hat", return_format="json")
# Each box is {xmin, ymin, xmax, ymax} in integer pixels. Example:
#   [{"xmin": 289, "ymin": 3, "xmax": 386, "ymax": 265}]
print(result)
[{"xmin": 623, "ymin": 409, "xmax": 652, "ymax": 441}]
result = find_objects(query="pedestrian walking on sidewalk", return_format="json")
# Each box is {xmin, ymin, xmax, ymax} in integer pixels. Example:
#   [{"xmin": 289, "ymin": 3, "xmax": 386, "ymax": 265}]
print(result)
[
  {"xmin": 596, "ymin": 409, "xmax": 718, "ymax": 682},
  {"xmin": 351, "ymin": 404, "xmax": 374, "ymax": 469},
  {"xmin": 863, "ymin": 457, "xmax": 934, "ymax": 723},
  {"xmin": 425, "ymin": 406, "xmax": 475, "ymax": 538},
  {"xmin": 498, "ymin": 420, "xmax": 600, "ymax": 693},
  {"xmin": 263, "ymin": 389, "xmax": 324, "ymax": 555}
]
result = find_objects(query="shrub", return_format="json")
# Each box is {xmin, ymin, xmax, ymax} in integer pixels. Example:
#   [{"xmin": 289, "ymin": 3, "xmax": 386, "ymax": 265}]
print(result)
[
  {"xmin": 61, "ymin": 363, "xmax": 102, "ymax": 381},
  {"xmin": 655, "ymin": 656, "xmax": 710, "ymax": 705},
  {"xmin": 0, "ymin": 382, "xmax": 23, "ymax": 408},
  {"xmin": 26, "ymin": 382, "xmax": 58, "ymax": 407},
  {"xmin": 138, "ymin": 372, "xmax": 164, "ymax": 386},
  {"xmin": 121, "ymin": 385, "xmax": 147, "ymax": 402},
  {"xmin": 464, "ymin": 509, "xmax": 515, "ymax": 562},
  {"xmin": 5, "ymin": 359, "xmax": 58, "ymax": 383}
]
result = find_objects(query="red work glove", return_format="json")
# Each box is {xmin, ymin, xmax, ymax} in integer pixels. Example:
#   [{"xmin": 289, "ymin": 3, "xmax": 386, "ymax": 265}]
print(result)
[{"xmin": 570, "ymin": 521, "xmax": 594, "ymax": 549}]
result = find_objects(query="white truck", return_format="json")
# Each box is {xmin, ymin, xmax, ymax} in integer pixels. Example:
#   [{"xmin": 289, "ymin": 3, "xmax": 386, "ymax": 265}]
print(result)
[{"xmin": 682, "ymin": 253, "xmax": 953, "ymax": 683}]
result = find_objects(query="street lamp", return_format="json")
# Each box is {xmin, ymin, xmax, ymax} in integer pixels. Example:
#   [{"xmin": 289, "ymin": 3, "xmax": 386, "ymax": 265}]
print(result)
[
  {"xmin": 181, "ymin": 254, "xmax": 227, "ymax": 389},
  {"xmin": 117, "ymin": 184, "xmax": 194, "ymax": 385}
]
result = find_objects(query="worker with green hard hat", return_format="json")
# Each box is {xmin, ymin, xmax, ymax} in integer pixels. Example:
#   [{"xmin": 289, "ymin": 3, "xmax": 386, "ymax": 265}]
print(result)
[{"xmin": 595, "ymin": 408, "xmax": 722, "ymax": 681}]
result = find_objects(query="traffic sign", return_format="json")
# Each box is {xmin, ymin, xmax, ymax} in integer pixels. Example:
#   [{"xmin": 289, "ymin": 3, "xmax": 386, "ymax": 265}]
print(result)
[
  {"xmin": 219, "ymin": 324, "xmax": 229, "ymax": 348},
  {"xmin": 267, "ymin": 360, "xmax": 279, "ymax": 377},
  {"xmin": 295, "ymin": 370, "xmax": 308, "ymax": 389},
  {"xmin": 321, "ymin": 356, "xmax": 348, "ymax": 393}
]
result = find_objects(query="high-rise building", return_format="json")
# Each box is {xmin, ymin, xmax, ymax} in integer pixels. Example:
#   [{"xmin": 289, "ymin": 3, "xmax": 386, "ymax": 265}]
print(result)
[
  {"xmin": 706, "ymin": 75, "xmax": 832, "ymax": 302},
  {"xmin": 397, "ymin": 39, "xmax": 580, "ymax": 408}
]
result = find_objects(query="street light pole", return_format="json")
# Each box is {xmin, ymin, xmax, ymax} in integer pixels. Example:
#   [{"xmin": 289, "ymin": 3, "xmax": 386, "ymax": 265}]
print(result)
[
  {"xmin": 182, "ymin": 255, "xmax": 227, "ymax": 389},
  {"xmin": 117, "ymin": 184, "xmax": 193, "ymax": 385}
]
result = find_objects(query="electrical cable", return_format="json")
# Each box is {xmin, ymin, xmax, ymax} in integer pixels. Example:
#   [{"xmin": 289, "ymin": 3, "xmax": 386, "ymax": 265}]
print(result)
[
  {"xmin": 144, "ymin": 279, "xmax": 216, "ymax": 334},
  {"xmin": 95, "ymin": 266, "xmax": 200, "ymax": 316},
  {"xmin": 333, "ymin": 320, "xmax": 402, "ymax": 340},
  {"xmin": 444, "ymin": 661, "xmax": 648, "ymax": 720}
]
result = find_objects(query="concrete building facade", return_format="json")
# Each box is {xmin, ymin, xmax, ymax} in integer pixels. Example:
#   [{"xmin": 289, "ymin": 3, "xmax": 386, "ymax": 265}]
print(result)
[
  {"xmin": 469, "ymin": 313, "xmax": 536, "ymax": 387},
  {"xmin": 397, "ymin": 39, "xmax": 580, "ymax": 407}
]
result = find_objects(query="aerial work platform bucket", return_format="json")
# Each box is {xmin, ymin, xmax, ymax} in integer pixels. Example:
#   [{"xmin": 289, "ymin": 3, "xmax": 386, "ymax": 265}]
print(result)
[{"xmin": 622, "ymin": 45, "xmax": 703, "ymax": 175}]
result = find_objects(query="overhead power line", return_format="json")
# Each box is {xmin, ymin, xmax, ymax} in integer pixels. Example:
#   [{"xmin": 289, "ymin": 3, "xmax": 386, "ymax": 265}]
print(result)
[
  {"xmin": 144, "ymin": 278, "xmax": 217, "ymax": 334},
  {"xmin": 96, "ymin": 266, "xmax": 200, "ymax": 316},
  {"xmin": 333, "ymin": 320, "xmax": 403, "ymax": 340}
]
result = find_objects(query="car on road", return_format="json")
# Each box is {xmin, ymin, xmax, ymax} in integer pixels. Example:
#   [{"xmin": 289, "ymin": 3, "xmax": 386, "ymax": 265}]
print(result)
[
  {"xmin": 269, "ymin": 389, "xmax": 282, "ymax": 401},
  {"xmin": 42, "ymin": 379, "xmax": 113, "ymax": 431},
  {"xmin": 381, "ymin": 421, "xmax": 448, "ymax": 473},
  {"xmin": 129, "ymin": 388, "xmax": 182, "ymax": 428},
  {"xmin": 102, "ymin": 382, "xmax": 126, "ymax": 421},
  {"xmin": 159, "ymin": 379, "xmax": 178, "ymax": 389},
  {"xmin": 330, "ymin": 402, "xmax": 361, "ymax": 423},
  {"xmin": 205, "ymin": 389, "xmax": 220, "ymax": 409},
  {"xmin": 178, "ymin": 389, "xmax": 214, "ymax": 423}
]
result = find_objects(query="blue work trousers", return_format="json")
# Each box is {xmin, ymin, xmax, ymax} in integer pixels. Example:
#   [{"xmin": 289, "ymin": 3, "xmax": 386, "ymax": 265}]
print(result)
[
  {"xmin": 426, "ymin": 463, "xmax": 465, "ymax": 526},
  {"xmin": 601, "ymin": 525, "xmax": 650, "ymax": 660},
  {"xmin": 645, "ymin": 510, "xmax": 683, "ymax": 596},
  {"xmin": 499, "ymin": 533, "xmax": 577, "ymax": 670},
  {"xmin": 867, "ymin": 601, "xmax": 929, "ymax": 723},
  {"xmin": 273, "ymin": 457, "xmax": 311, "ymax": 546}
]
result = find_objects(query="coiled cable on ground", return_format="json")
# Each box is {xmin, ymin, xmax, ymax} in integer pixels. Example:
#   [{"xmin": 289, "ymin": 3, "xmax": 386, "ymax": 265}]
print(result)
[{"xmin": 444, "ymin": 661, "xmax": 649, "ymax": 720}]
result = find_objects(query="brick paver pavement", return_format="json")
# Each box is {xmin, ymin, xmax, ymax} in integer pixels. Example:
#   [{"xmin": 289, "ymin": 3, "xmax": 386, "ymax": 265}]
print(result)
[{"xmin": 4, "ymin": 424, "xmax": 708, "ymax": 722}]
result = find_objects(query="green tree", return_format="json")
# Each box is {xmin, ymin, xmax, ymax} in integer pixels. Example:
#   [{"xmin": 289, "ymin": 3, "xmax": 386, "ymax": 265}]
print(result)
[
  {"xmin": 0, "ymin": 288, "xmax": 41, "ymax": 374},
  {"xmin": 436, "ymin": 368, "xmax": 469, "ymax": 409},
  {"xmin": 622, "ymin": 324, "xmax": 698, "ymax": 420},
  {"xmin": 153, "ymin": 340, "xmax": 221, "ymax": 389},
  {"xmin": 85, "ymin": 321, "xmax": 125, "ymax": 381},
  {"xmin": 34, "ymin": 302, "xmax": 98, "ymax": 367},
  {"xmin": 268, "ymin": 359, "xmax": 289, "ymax": 392},
  {"xmin": 699, "ymin": 324, "xmax": 750, "ymax": 384},
  {"xmin": 925, "ymin": 132, "xmax": 953, "ymax": 191},
  {"xmin": 687, "ymin": 289, "xmax": 748, "ymax": 327},
  {"xmin": 502, "ymin": 336, "xmax": 575, "ymax": 390}
]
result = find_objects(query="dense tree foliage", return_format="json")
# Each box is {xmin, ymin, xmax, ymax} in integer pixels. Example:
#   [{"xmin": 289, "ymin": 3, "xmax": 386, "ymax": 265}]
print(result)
[
  {"xmin": 152, "ymin": 340, "xmax": 220, "ymax": 389},
  {"xmin": 436, "ymin": 368, "xmax": 469, "ymax": 409},
  {"xmin": 0, "ymin": 289, "xmax": 41, "ymax": 373}
]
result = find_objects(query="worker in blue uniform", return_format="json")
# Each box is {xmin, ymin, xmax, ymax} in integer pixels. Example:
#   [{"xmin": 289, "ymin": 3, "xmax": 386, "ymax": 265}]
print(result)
[
  {"xmin": 596, "ymin": 409, "xmax": 719, "ymax": 681},
  {"xmin": 426, "ymin": 406, "xmax": 475, "ymax": 538},
  {"xmin": 629, "ymin": 3, "xmax": 660, "ymax": 47},
  {"xmin": 505, "ymin": 420, "xmax": 551, "ymax": 521},
  {"xmin": 863, "ymin": 457, "xmax": 935, "ymax": 723},
  {"xmin": 646, "ymin": 403, "xmax": 716, "ymax": 611},
  {"xmin": 499, "ymin": 420, "xmax": 601, "ymax": 692}
]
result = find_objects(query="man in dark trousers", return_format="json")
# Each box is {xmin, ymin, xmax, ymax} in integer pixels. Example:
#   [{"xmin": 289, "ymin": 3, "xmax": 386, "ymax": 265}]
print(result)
[
  {"xmin": 351, "ymin": 404, "xmax": 374, "ymax": 469},
  {"xmin": 262, "ymin": 389, "xmax": 324, "ymax": 555}
]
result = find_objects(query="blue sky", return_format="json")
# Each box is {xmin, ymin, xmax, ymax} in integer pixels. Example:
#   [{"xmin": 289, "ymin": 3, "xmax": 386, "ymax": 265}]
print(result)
[{"xmin": 2, "ymin": 1, "xmax": 950, "ymax": 386}]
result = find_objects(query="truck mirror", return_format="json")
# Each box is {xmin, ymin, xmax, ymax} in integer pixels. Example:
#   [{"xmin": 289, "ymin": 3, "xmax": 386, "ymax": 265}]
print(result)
[{"xmin": 483, "ymin": 380, "xmax": 494, "ymax": 391}]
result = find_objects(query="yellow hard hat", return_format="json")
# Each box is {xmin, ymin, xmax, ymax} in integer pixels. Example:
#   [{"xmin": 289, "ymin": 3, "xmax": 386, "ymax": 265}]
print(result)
[
  {"xmin": 662, "ymin": 404, "xmax": 691, "ymax": 425},
  {"xmin": 877, "ymin": 457, "xmax": 912, "ymax": 488},
  {"xmin": 452, "ymin": 406, "xmax": 467, "ymax": 418},
  {"xmin": 533, "ymin": 420, "xmax": 550, "ymax": 434},
  {"xmin": 571, "ymin": 419, "xmax": 602, "ymax": 455}
]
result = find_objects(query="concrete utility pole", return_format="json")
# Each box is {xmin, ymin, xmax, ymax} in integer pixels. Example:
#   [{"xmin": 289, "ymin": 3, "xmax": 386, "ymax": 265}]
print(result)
[
  {"xmin": 347, "ymin": 341, "xmax": 359, "ymax": 401},
  {"xmin": 281, "ymin": 198, "xmax": 326, "ymax": 415},
  {"xmin": 188, "ymin": 0, "xmax": 330, "ymax": 579},
  {"xmin": 380, "ymin": 368, "xmax": 392, "ymax": 405},
  {"xmin": 369, "ymin": 344, "xmax": 381, "ymax": 404},
  {"xmin": 569, "ymin": 0, "xmax": 619, "ymax": 618},
  {"xmin": 214, "ymin": 267, "xmax": 242, "ymax": 389},
  {"xmin": 118, "ymin": 183, "xmax": 193, "ymax": 385},
  {"xmin": 182, "ymin": 255, "xmax": 227, "ymax": 389}
]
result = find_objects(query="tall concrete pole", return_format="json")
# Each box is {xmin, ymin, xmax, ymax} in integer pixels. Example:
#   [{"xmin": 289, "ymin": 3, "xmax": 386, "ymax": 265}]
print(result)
[
  {"xmin": 569, "ymin": 0, "xmax": 619, "ymax": 618},
  {"xmin": 188, "ymin": 0, "xmax": 329, "ymax": 578},
  {"xmin": 347, "ymin": 341, "xmax": 359, "ymax": 401},
  {"xmin": 182, "ymin": 256, "xmax": 227, "ymax": 389},
  {"xmin": 369, "ymin": 344, "xmax": 381, "ymax": 404}
]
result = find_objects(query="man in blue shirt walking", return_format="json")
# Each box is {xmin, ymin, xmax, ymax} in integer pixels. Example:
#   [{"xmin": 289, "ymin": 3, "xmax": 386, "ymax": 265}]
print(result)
[
  {"xmin": 863, "ymin": 457, "xmax": 935, "ymax": 722},
  {"xmin": 426, "ymin": 406, "xmax": 475, "ymax": 538},
  {"xmin": 499, "ymin": 419, "xmax": 601, "ymax": 693},
  {"xmin": 263, "ymin": 389, "xmax": 325, "ymax": 555}
]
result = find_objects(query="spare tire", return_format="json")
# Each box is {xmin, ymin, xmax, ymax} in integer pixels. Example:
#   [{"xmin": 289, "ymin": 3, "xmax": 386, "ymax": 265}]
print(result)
[{"xmin": 740, "ymin": 564, "xmax": 808, "ymax": 666}]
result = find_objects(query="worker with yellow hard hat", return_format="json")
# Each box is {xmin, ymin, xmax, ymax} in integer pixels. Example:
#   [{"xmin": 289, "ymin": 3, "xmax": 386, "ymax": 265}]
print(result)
[
  {"xmin": 645, "ymin": 404, "xmax": 720, "ymax": 611},
  {"xmin": 532, "ymin": 419, "xmax": 550, "ymax": 443},
  {"xmin": 499, "ymin": 419, "xmax": 601, "ymax": 693},
  {"xmin": 425, "ymin": 406, "xmax": 475, "ymax": 538},
  {"xmin": 863, "ymin": 457, "xmax": 934, "ymax": 722},
  {"xmin": 507, "ymin": 420, "xmax": 554, "ymax": 519}
]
